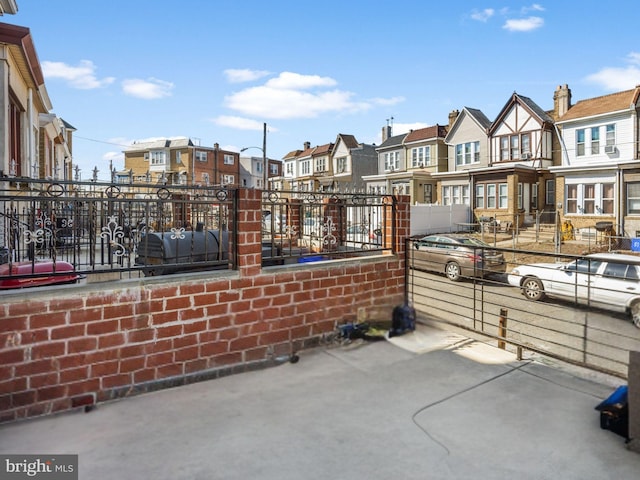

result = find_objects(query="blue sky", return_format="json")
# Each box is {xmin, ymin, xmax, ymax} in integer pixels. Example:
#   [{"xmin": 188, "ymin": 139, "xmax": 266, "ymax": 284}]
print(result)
[{"xmin": 8, "ymin": 1, "xmax": 640, "ymax": 180}]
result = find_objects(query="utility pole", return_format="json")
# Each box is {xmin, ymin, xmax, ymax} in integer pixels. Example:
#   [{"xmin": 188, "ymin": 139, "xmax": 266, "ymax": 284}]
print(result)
[{"xmin": 262, "ymin": 122, "xmax": 268, "ymax": 190}]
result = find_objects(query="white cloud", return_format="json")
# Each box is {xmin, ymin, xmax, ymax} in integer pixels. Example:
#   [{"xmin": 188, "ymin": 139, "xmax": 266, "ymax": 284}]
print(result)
[
  {"xmin": 503, "ymin": 16, "xmax": 544, "ymax": 32},
  {"xmin": 265, "ymin": 72, "xmax": 337, "ymax": 90},
  {"xmin": 522, "ymin": 4, "xmax": 545, "ymax": 13},
  {"xmin": 585, "ymin": 53, "xmax": 640, "ymax": 91},
  {"xmin": 212, "ymin": 116, "xmax": 278, "ymax": 132},
  {"xmin": 42, "ymin": 60, "xmax": 115, "ymax": 89},
  {"xmin": 224, "ymin": 68, "xmax": 270, "ymax": 83},
  {"xmin": 370, "ymin": 96, "xmax": 405, "ymax": 106},
  {"xmin": 121, "ymin": 78, "xmax": 174, "ymax": 99},
  {"xmin": 470, "ymin": 8, "xmax": 494, "ymax": 22}
]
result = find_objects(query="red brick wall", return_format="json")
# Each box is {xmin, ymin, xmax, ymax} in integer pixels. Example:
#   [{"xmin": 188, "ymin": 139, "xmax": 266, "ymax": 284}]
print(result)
[{"xmin": 0, "ymin": 189, "xmax": 408, "ymax": 422}]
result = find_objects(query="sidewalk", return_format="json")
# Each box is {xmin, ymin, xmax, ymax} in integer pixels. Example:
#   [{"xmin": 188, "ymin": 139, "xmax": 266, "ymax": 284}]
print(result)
[{"xmin": 1, "ymin": 324, "xmax": 638, "ymax": 480}]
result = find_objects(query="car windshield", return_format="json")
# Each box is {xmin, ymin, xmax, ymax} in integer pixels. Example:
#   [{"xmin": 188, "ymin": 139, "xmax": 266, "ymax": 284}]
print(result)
[
  {"xmin": 565, "ymin": 258, "xmax": 602, "ymax": 274},
  {"xmin": 456, "ymin": 237, "xmax": 490, "ymax": 248}
]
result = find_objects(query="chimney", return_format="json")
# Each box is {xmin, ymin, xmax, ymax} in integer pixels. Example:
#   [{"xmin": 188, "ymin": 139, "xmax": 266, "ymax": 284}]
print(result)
[
  {"xmin": 553, "ymin": 84, "xmax": 572, "ymax": 118},
  {"xmin": 304, "ymin": 141, "xmax": 311, "ymax": 150},
  {"xmin": 213, "ymin": 143, "xmax": 219, "ymax": 150},
  {"xmin": 448, "ymin": 109, "xmax": 460, "ymax": 130},
  {"xmin": 381, "ymin": 125, "xmax": 392, "ymax": 143}
]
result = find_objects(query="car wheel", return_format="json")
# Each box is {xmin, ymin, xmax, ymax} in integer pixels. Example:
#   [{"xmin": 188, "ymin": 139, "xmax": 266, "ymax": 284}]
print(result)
[
  {"xmin": 521, "ymin": 276, "xmax": 545, "ymax": 301},
  {"xmin": 445, "ymin": 262, "xmax": 461, "ymax": 282},
  {"xmin": 630, "ymin": 301, "xmax": 640, "ymax": 328}
]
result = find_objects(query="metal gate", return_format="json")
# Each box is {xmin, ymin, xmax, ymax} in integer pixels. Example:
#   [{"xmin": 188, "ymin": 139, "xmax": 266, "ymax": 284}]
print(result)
[{"xmin": 406, "ymin": 239, "xmax": 640, "ymax": 379}]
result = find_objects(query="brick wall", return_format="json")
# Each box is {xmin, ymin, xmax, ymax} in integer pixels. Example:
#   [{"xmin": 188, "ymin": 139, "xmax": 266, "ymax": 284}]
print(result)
[{"xmin": 0, "ymin": 190, "xmax": 409, "ymax": 422}]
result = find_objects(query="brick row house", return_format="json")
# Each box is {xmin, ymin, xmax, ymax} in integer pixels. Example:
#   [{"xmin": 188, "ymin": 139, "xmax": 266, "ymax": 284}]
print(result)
[
  {"xmin": 122, "ymin": 139, "xmax": 240, "ymax": 187},
  {"xmin": 280, "ymin": 134, "xmax": 377, "ymax": 192}
]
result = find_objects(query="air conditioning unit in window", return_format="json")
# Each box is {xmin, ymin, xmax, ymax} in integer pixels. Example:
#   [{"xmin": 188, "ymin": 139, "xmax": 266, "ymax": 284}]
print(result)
[
  {"xmin": 521, "ymin": 152, "xmax": 531, "ymax": 160},
  {"xmin": 605, "ymin": 145, "xmax": 617, "ymax": 154}
]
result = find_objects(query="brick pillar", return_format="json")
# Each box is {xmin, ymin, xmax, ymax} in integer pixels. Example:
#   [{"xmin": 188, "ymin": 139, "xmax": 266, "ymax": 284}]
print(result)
[
  {"xmin": 388, "ymin": 194, "xmax": 410, "ymax": 255},
  {"xmin": 236, "ymin": 188, "xmax": 262, "ymax": 276}
]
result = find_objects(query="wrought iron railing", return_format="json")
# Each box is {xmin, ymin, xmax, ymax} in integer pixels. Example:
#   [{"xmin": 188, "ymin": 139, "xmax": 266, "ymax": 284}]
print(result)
[
  {"xmin": 260, "ymin": 190, "xmax": 394, "ymax": 265},
  {"xmin": 0, "ymin": 178, "xmax": 236, "ymax": 286}
]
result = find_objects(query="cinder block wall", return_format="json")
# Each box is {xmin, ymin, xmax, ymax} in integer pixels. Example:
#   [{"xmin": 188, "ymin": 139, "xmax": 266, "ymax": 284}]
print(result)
[{"xmin": 0, "ymin": 189, "xmax": 408, "ymax": 422}]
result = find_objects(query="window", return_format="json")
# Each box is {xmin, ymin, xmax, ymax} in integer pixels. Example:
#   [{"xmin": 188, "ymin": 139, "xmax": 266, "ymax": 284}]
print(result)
[
  {"xmin": 336, "ymin": 157, "xmax": 348, "ymax": 173},
  {"xmin": 576, "ymin": 129, "xmax": 585, "ymax": 156},
  {"xmin": 256, "ymin": 161, "xmax": 263, "ymax": 174},
  {"xmin": 487, "ymin": 184, "xmax": 496, "ymax": 208},
  {"xmin": 546, "ymin": 179, "xmax": 555, "ymax": 205},
  {"xmin": 202, "ymin": 173, "xmax": 210, "ymax": 185},
  {"xmin": 442, "ymin": 184, "xmax": 469, "ymax": 205},
  {"xmin": 384, "ymin": 152, "xmax": 398, "ymax": 171},
  {"xmin": 532, "ymin": 183, "xmax": 538, "ymax": 209},
  {"xmin": 221, "ymin": 174, "xmax": 234, "ymax": 185},
  {"xmin": 150, "ymin": 150, "xmax": 167, "ymax": 165},
  {"xmin": 602, "ymin": 183, "xmax": 614, "ymax": 214},
  {"xmin": 606, "ymin": 124, "xmax": 616, "ymax": 147},
  {"xmin": 411, "ymin": 146, "xmax": 430, "ymax": 167},
  {"xmin": 300, "ymin": 160, "xmax": 311, "ymax": 175},
  {"xmin": 628, "ymin": 183, "xmax": 640, "ymax": 214},
  {"xmin": 270, "ymin": 163, "xmax": 278, "ymax": 174},
  {"xmin": 566, "ymin": 185, "xmax": 578, "ymax": 214},
  {"xmin": 315, "ymin": 156, "xmax": 327, "ymax": 172},
  {"xmin": 591, "ymin": 128, "xmax": 600, "ymax": 155},
  {"xmin": 567, "ymin": 183, "xmax": 615, "ymax": 215},
  {"xmin": 285, "ymin": 162, "xmax": 294, "ymax": 176},
  {"xmin": 224, "ymin": 154, "xmax": 234, "ymax": 165},
  {"xmin": 475, "ymin": 184, "xmax": 485, "ymax": 208},
  {"xmin": 195, "ymin": 151, "xmax": 207, "ymax": 162},
  {"xmin": 498, "ymin": 184, "xmax": 508, "ymax": 209},
  {"xmin": 455, "ymin": 141, "xmax": 480, "ymax": 166},
  {"xmin": 176, "ymin": 151, "xmax": 182, "ymax": 164},
  {"xmin": 500, "ymin": 137, "xmax": 509, "ymax": 161},
  {"xmin": 583, "ymin": 184, "xmax": 595, "ymax": 214},
  {"xmin": 510, "ymin": 135, "xmax": 519, "ymax": 160},
  {"xmin": 517, "ymin": 183, "xmax": 523, "ymax": 210},
  {"xmin": 521, "ymin": 134, "xmax": 531, "ymax": 157}
]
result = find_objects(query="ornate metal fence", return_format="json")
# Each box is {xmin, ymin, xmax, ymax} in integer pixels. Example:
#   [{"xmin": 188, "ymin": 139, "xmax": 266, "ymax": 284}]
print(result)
[
  {"xmin": 0, "ymin": 178, "xmax": 236, "ymax": 284},
  {"xmin": 260, "ymin": 190, "xmax": 394, "ymax": 265}
]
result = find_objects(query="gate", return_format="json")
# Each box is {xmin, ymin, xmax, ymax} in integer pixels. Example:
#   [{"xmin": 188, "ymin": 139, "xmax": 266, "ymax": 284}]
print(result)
[{"xmin": 406, "ymin": 239, "xmax": 640, "ymax": 379}]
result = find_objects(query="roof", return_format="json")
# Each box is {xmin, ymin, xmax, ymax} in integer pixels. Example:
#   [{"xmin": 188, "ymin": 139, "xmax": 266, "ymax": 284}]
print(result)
[
  {"xmin": 377, "ymin": 133, "xmax": 408, "ymax": 149},
  {"xmin": 558, "ymin": 86, "xmax": 640, "ymax": 122},
  {"xmin": 312, "ymin": 143, "xmax": 333, "ymax": 156},
  {"xmin": 489, "ymin": 92, "xmax": 554, "ymax": 135},
  {"xmin": 465, "ymin": 108, "xmax": 492, "ymax": 130},
  {"xmin": 282, "ymin": 150, "xmax": 302, "ymax": 160},
  {"xmin": 404, "ymin": 125, "xmax": 447, "ymax": 143},
  {"xmin": 335, "ymin": 134, "xmax": 359, "ymax": 149}
]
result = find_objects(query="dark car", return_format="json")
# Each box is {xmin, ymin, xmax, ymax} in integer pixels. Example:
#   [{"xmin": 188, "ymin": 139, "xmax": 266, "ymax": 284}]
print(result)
[{"xmin": 412, "ymin": 234, "xmax": 506, "ymax": 281}]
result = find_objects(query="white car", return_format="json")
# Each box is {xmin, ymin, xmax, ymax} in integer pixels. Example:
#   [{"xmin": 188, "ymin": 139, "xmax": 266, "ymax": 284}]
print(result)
[{"xmin": 507, "ymin": 253, "xmax": 640, "ymax": 328}]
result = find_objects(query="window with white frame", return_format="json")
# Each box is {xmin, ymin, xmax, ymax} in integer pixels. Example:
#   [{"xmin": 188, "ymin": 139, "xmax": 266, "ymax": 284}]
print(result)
[
  {"xmin": 285, "ymin": 161, "xmax": 294, "ymax": 176},
  {"xmin": 411, "ymin": 146, "xmax": 431, "ymax": 167},
  {"xmin": 195, "ymin": 150, "xmax": 207, "ymax": 162},
  {"xmin": 521, "ymin": 134, "xmax": 531, "ymax": 156},
  {"xmin": 221, "ymin": 174, "xmax": 234, "ymax": 185},
  {"xmin": 517, "ymin": 183, "xmax": 523, "ymax": 210},
  {"xmin": 627, "ymin": 183, "xmax": 640, "ymax": 214},
  {"xmin": 176, "ymin": 151, "xmax": 182, "ymax": 164},
  {"xmin": 475, "ymin": 184, "xmax": 485, "ymax": 208},
  {"xmin": 499, "ymin": 135, "xmax": 529, "ymax": 161},
  {"xmin": 270, "ymin": 163, "xmax": 278, "ymax": 174},
  {"xmin": 591, "ymin": 128, "xmax": 600, "ymax": 154},
  {"xmin": 150, "ymin": 150, "xmax": 167, "ymax": 165},
  {"xmin": 487, "ymin": 184, "xmax": 496, "ymax": 208},
  {"xmin": 455, "ymin": 141, "xmax": 480, "ymax": 166},
  {"xmin": 224, "ymin": 154, "xmax": 234, "ymax": 165},
  {"xmin": 300, "ymin": 160, "xmax": 311, "ymax": 175},
  {"xmin": 576, "ymin": 129, "xmax": 586, "ymax": 156},
  {"xmin": 315, "ymin": 156, "xmax": 327, "ymax": 173},
  {"xmin": 566, "ymin": 183, "xmax": 614, "ymax": 214},
  {"xmin": 383, "ymin": 152, "xmax": 399, "ymax": 171},
  {"xmin": 336, "ymin": 156, "xmax": 348, "ymax": 174},
  {"xmin": 442, "ymin": 184, "xmax": 469, "ymax": 206},
  {"xmin": 606, "ymin": 124, "xmax": 616, "ymax": 147},
  {"xmin": 498, "ymin": 184, "xmax": 508, "ymax": 208}
]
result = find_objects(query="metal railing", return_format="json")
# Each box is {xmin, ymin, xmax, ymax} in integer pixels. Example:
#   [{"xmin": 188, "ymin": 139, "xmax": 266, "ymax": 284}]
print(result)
[
  {"xmin": 260, "ymin": 190, "xmax": 394, "ymax": 265},
  {"xmin": 0, "ymin": 178, "xmax": 236, "ymax": 285}
]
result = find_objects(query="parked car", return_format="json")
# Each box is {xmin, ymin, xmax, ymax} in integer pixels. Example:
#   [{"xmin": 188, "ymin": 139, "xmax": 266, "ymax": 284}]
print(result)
[
  {"xmin": 0, "ymin": 260, "xmax": 85, "ymax": 290},
  {"xmin": 507, "ymin": 252, "xmax": 640, "ymax": 328},
  {"xmin": 412, "ymin": 234, "xmax": 506, "ymax": 281}
]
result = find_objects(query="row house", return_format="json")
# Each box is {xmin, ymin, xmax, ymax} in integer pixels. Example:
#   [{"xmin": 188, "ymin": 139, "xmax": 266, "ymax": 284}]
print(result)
[
  {"xmin": 0, "ymin": 21, "xmax": 74, "ymax": 181},
  {"xmin": 363, "ymin": 124, "xmax": 448, "ymax": 203},
  {"xmin": 239, "ymin": 155, "xmax": 282, "ymax": 189},
  {"xmin": 552, "ymin": 85, "xmax": 640, "ymax": 237},
  {"xmin": 122, "ymin": 139, "xmax": 240, "ymax": 187},
  {"xmin": 280, "ymin": 134, "xmax": 377, "ymax": 192}
]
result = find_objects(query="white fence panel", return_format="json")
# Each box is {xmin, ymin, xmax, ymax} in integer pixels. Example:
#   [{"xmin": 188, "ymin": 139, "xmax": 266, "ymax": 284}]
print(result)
[{"xmin": 410, "ymin": 204, "xmax": 471, "ymax": 236}]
